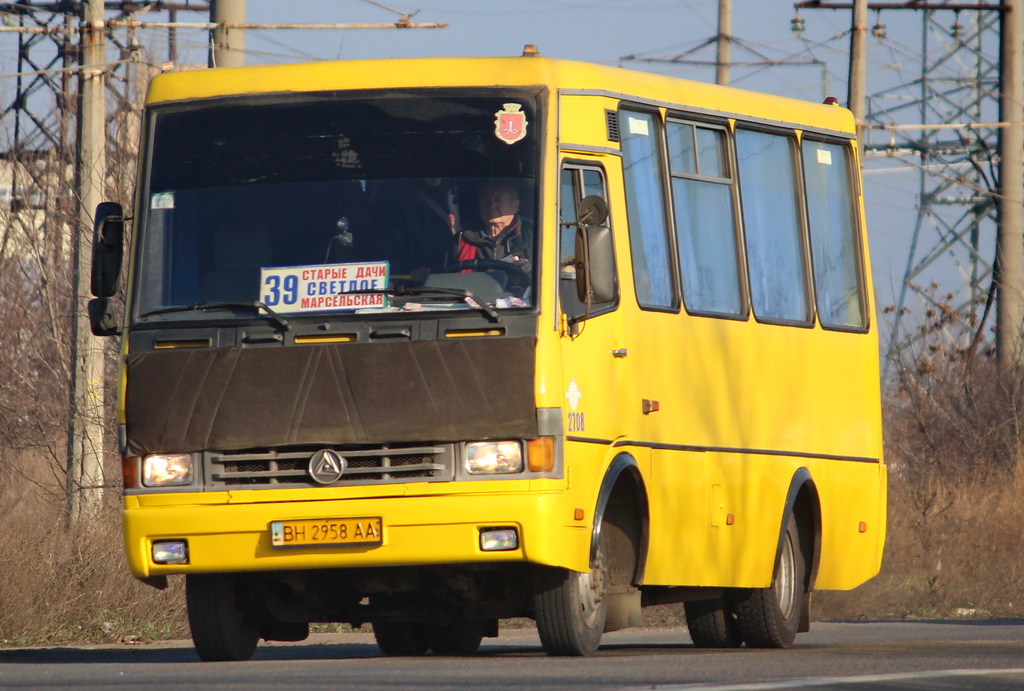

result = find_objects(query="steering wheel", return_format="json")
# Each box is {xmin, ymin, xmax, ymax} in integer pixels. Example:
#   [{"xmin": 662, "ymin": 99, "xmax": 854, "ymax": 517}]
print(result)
[{"xmin": 445, "ymin": 259, "xmax": 531, "ymax": 286}]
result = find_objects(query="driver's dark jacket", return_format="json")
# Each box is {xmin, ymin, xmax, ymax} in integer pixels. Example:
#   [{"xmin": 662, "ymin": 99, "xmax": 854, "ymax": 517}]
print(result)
[{"xmin": 456, "ymin": 215, "xmax": 533, "ymax": 264}]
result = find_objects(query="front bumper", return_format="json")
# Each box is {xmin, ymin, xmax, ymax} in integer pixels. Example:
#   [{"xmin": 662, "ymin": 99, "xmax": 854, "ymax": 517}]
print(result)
[{"xmin": 123, "ymin": 487, "xmax": 591, "ymax": 579}]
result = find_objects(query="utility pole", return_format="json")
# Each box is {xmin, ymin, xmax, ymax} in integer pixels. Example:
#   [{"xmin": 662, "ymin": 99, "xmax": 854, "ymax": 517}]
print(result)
[
  {"xmin": 209, "ymin": 0, "xmax": 245, "ymax": 68},
  {"xmin": 847, "ymin": 0, "xmax": 867, "ymax": 144},
  {"xmin": 798, "ymin": 2, "xmax": 1010, "ymax": 367},
  {"xmin": 716, "ymin": 0, "xmax": 731, "ymax": 86},
  {"xmin": 68, "ymin": 0, "xmax": 107, "ymax": 522},
  {"xmin": 996, "ymin": 0, "xmax": 1024, "ymax": 365}
]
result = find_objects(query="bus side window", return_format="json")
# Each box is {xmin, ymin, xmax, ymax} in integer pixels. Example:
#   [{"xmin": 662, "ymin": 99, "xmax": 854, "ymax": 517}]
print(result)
[
  {"xmin": 619, "ymin": 110, "xmax": 676, "ymax": 310},
  {"xmin": 559, "ymin": 165, "xmax": 614, "ymax": 320},
  {"xmin": 801, "ymin": 139, "xmax": 866, "ymax": 329},
  {"xmin": 735, "ymin": 128, "xmax": 812, "ymax": 324},
  {"xmin": 667, "ymin": 120, "xmax": 744, "ymax": 316}
]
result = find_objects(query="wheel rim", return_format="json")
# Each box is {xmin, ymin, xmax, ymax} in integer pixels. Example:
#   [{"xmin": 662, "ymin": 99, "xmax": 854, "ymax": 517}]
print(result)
[
  {"xmin": 774, "ymin": 531, "xmax": 797, "ymax": 620},
  {"xmin": 576, "ymin": 551, "xmax": 606, "ymax": 628}
]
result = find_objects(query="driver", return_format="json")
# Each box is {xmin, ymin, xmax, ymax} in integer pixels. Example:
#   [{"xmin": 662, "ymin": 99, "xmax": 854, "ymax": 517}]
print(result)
[{"xmin": 455, "ymin": 180, "xmax": 533, "ymax": 270}]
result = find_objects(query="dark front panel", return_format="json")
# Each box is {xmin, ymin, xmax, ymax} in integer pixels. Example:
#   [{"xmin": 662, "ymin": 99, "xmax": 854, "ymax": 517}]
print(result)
[{"xmin": 125, "ymin": 336, "xmax": 537, "ymax": 455}]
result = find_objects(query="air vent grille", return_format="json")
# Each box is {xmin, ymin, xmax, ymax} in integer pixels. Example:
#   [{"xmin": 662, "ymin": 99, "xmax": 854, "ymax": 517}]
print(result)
[
  {"xmin": 205, "ymin": 444, "xmax": 454, "ymax": 489},
  {"xmin": 605, "ymin": 109, "xmax": 621, "ymax": 142}
]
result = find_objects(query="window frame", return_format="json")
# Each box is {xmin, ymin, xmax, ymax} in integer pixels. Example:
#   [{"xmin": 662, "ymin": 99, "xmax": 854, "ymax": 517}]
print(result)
[
  {"xmin": 734, "ymin": 124, "xmax": 816, "ymax": 329},
  {"xmin": 557, "ymin": 160, "xmax": 620, "ymax": 322},
  {"xmin": 617, "ymin": 106, "xmax": 681, "ymax": 313},
  {"xmin": 800, "ymin": 135, "xmax": 870, "ymax": 333},
  {"xmin": 664, "ymin": 115, "xmax": 749, "ymax": 321}
]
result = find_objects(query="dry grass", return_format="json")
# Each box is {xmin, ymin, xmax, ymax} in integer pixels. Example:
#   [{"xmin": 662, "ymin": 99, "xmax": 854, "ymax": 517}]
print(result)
[
  {"xmin": 814, "ymin": 460, "xmax": 1024, "ymax": 621},
  {"xmin": 0, "ymin": 450, "xmax": 187, "ymax": 646}
]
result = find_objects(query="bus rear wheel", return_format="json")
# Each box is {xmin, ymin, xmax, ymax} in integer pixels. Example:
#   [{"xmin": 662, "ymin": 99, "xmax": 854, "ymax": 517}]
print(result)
[
  {"xmin": 186, "ymin": 573, "xmax": 261, "ymax": 662},
  {"xmin": 733, "ymin": 516, "xmax": 804, "ymax": 648},
  {"xmin": 684, "ymin": 596, "xmax": 743, "ymax": 648},
  {"xmin": 372, "ymin": 621, "xmax": 429, "ymax": 656},
  {"xmin": 533, "ymin": 547, "xmax": 608, "ymax": 656}
]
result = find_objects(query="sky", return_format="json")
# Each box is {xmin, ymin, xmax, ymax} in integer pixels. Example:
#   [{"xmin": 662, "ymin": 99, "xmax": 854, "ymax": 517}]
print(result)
[{"xmin": 4, "ymin": 0, "xmax": 995, "ymax": 345}]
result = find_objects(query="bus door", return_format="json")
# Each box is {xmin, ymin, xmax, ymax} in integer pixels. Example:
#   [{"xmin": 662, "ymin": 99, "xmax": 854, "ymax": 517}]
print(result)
[{"xmin": 557, "ymin": 160, "xmax": 632, "ymax": 469}]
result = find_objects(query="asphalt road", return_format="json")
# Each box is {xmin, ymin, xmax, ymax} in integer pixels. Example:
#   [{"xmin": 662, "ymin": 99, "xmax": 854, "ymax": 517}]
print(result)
[{"xmin": 0, "ymin": 620, "xmax": 1021, "ymax": 690}]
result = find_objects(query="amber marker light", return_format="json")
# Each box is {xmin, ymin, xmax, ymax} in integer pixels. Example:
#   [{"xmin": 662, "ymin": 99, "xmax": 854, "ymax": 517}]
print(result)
[
  {"xmin": 527, "ymin": 436, "xmax": 554, "ymax": 473},
  {"xmin": 859, "ymin": 521, "xmax": 868, "ymax": 533},
  {"xmin": 122, "ymin": 456, "xmax": 139, "ymax": 489},
  {"xmin": 574, "ymin": 508, "xmax": 585, "ymax": 521},
  {"xmin": 725, "ymin": 513, "xmax": 735, "ymax": 526}
]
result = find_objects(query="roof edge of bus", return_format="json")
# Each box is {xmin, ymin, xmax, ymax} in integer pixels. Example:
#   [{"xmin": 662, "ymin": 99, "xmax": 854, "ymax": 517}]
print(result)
[{"xmin": 144, "ymin": 55, "xmax": 856, "ymax": 132}]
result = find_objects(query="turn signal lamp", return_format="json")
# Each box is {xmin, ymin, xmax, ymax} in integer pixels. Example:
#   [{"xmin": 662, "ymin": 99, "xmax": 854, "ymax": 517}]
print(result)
[
  {"xmin": 527, "ymin": 436, "xmax": 554, "ymax": 473},
  {"xmin": 122, "ymin": 456, "xmax": 139, "ymax": 489}
]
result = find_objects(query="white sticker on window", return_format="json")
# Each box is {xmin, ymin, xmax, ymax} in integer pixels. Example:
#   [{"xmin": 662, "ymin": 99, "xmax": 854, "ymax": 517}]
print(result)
[
  {"xmin": 816, "ymin": 148, "xmax": 833, "ymax": 165},
  {"xmin": 151, "ymin": 192, "xmax": 175, "ymax": 209},
  {"xmin": 628, "ymin": 117, "xmax": 650, "ymax": 136}
]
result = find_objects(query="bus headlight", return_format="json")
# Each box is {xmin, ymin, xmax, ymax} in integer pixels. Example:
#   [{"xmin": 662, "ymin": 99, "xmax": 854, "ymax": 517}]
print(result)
[
  {"xmin": 465, "ymin": 441, "xmax": 523, "ymax": 475},
  {"xmin": 142, "ymin": 453, "xmax": 194, "ymax": 487}
]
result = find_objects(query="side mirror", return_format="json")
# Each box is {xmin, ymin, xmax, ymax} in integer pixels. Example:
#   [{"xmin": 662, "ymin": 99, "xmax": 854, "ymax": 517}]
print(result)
[
  {"xmin": 91, "ymin": 201, "xmax": 125, "ymax": 298},
  {"xmin": 88, "ymin": 297, "xmax": 120, "ymax": 337},
  {"xmin": 575, "ymin": 224, "xmax": 615, "ymax": 305},
  {"xmin": 578, "ymin": 195, "xmax": 609, "ymax": 226}
]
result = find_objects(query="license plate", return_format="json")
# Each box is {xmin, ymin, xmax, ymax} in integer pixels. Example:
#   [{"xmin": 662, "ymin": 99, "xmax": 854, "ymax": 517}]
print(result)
[{"xmin": 270, "ymin": 517, "xmax": 383, "ymax": 548}]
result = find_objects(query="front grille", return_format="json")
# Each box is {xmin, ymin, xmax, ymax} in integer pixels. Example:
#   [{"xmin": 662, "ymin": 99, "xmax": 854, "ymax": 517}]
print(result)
[{"xmin": 206, "ymin": 444, "xmax": 455, "ymax": 489}]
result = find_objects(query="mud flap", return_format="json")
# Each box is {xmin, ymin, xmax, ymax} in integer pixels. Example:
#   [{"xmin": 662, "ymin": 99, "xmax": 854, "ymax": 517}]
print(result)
[{"xmin": 799, "ymin": 592, "xmax": 811, "ymax": 633}]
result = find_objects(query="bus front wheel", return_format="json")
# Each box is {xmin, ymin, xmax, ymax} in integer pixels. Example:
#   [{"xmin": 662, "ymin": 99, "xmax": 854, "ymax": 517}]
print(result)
[
  {"xmin": 533, "ymin": 547, "xmax": 608, "ymax": 656},
  {"xmin": 186, "ymin": 573, "xmax": 261, "ymax": 662},
  {"xmin": 426, "ymin": 620, "xmax": 485, "ymax": 655},
  {"xmin": 733, "ymin": 516, "xmax": 804, "ymax": 648}
]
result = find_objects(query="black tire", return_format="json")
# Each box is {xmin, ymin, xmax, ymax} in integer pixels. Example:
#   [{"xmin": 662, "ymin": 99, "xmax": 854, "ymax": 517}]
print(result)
[
  {"xmin": 533, "ymin": 546, "xmax": 608, "ymax": 656},
  {"xmin": 373, "ymin": 621, "xmax": 430, "ymax": 656},
  {"xmin": 684, "ymin": 596, "xmax": 743, "ymax": 648},
  {"xmin": 733, "ymin": 516, "xmax": 805, "ymax": 649},
  {"xmin": 426, "ymin": 620, "xmax": 485, "ymax": 655},
  {"xmin": 186, "ymin": 573, "xmax": 261, "ymax": 662}
]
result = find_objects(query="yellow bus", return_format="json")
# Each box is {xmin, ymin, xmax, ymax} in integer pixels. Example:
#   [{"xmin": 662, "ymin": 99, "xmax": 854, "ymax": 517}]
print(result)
[{"xmin": 89, "ymin": 49, "xmax": 886, "ymax": 661}]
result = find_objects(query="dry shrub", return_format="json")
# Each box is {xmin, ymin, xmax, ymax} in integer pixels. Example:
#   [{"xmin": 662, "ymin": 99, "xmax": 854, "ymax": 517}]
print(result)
[{"xmin": 0, "ymin": 450, "xmax": 187, "ymax": 645}]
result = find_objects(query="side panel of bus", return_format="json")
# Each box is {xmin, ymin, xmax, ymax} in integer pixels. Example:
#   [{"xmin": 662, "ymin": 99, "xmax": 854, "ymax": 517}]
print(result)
[{"xmin": 557, "ymin": 91, "xmax": 885, "ymax": 593}]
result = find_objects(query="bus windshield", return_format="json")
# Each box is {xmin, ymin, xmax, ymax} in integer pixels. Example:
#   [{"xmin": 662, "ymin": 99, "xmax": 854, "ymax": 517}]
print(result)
[{"xmin": 134, "ymin": 90, "xmax": 541, "ymax": 321}]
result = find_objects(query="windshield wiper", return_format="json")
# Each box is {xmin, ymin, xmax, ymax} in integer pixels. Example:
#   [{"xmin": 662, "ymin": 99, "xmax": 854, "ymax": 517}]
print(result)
[
  {"xmin": 346, "ymin": 286, "xmax": 501, "ymax": 323},
  {"xmin": 139, "ymin": 301, "xmax": 292, "ymax": 332}
]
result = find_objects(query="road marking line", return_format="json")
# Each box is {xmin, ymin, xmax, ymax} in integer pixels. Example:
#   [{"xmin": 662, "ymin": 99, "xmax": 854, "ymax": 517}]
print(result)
[{"xmin": 619, "ymin": 667, "xmax": 1024, "ymax": 690}]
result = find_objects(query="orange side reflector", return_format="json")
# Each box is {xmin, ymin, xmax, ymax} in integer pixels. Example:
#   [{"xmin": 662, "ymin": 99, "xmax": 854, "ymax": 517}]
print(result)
[
  {"xmin": 725, "ymin": 513, "xmax": 735, "ymax": 526},
  {"xmin": 859, "ymin": 521, "xmax": 868, "ymax": 533},
  {"xmin": 527, "ymin": 437, "xmax": 554, "ymax": 473},
  {"xmin": 574, "ymin": 508, "xmax": 585, "ymax": 521}
]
